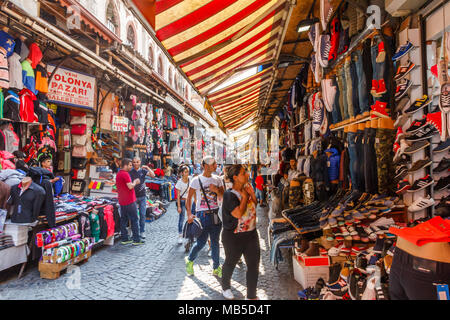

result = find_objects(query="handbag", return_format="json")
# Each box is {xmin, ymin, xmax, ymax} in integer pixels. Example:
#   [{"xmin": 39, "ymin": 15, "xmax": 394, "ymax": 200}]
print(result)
[
  {"xmin": 72, "ymin": 169, "xmax": 86, "ymax": 180},
  {"xmin": 71, "ymin": 124, "xmax": 86, "ymax": 135},
  {"xmin": 72, "ymin": 145, "xmax": 87, "ymax": 157},
  {"xmin": 198, "ymin": 177, "xmax": 220, "ymax": 225},
  {"xmin": 72, "ymin": 157, "xmax": 88, "ymax": 169},
  {"xmin": 71, "ymin": 179, "xmax": 86, "ymax": 193},
  {"xmin": 72, "ymin": 134, "xmax": 87, "ymax": 146},
  {"xmin": 70, "ymin": 115, "xmax": 87, "ymax": 125}
]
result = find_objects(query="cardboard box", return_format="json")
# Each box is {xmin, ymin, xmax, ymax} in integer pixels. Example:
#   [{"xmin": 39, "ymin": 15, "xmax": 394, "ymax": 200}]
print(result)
[
  {"xmin": 3, "ymin": 223, "xmax": 29, "ymax": 246},
  {"xmin": 297, "ymin": 254, "xmax": 330, "ymax": 266},
  {"xmin": 292, "ymin": 256, "xmax": 329, "ymax": 289}
]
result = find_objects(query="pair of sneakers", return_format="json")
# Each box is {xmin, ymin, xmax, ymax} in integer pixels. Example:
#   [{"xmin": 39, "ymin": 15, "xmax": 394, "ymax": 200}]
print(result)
[{"xmin": 186, "ymin": 257, "xmax": 222, "ymax": 278}]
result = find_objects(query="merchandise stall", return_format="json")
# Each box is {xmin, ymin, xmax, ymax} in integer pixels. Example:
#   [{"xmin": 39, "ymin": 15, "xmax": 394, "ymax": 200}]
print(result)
[{"xmin": 265, "ymin": 0, "xmax": 450, "ymax": 300}]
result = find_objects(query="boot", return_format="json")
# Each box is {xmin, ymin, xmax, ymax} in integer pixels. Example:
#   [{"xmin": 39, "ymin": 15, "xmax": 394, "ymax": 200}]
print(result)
[
  {"xmin": 299, "ymin": 239, "xmax": 310, "ymax": 253},
  {"xmin": 328, "ymin": 263, "xmax": 342, "ymax": 285},
  {"xmin": 304, "ymin": 241, "xmax": 320, "ymax": 256}
]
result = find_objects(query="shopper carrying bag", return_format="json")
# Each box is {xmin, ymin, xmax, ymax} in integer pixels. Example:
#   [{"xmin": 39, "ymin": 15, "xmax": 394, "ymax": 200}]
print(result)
[
  {"xmin": 175, "ymin": 165, "xmax": 191, "ymax": 244},
  {"xmin": 185, "ymin": 156, "xmax": 224, "ymax": 278},
  {"xmin": 220, "ymin": 164, "xmax": 260, "ymax": 300}
]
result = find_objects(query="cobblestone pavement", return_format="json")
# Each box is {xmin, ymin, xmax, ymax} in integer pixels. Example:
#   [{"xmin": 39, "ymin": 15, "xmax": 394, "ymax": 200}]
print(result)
[{"xmin": 0, "ymin": 203, "xmax": 301, "ymax": 300}]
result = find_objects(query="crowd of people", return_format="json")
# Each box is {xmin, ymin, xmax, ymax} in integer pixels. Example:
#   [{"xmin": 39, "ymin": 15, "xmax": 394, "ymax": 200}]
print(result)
[{"xmin": 115, "ymin": 154, "xmax": 271, "ymax": 300}]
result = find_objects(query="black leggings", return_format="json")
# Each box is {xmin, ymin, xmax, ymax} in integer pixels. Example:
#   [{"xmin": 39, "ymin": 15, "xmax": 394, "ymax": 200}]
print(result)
[
  {"xmin": 389, "ymin": 247, "xmax": 450, "ymax": 300},
  {"xmin": 221, "ymin": 229, "xmax": 260, "ymax": 299}
]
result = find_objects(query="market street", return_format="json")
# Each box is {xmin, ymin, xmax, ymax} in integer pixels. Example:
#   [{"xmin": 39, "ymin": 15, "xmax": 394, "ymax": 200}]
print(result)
[{"xmin": 0, "ymin": 204, "xmax": 300, "ymax": 300}]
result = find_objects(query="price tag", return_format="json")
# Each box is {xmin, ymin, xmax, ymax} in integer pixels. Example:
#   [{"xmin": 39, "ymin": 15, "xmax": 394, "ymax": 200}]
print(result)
[
  {"xmin": 327, "ymin": 161, "xmax": 331, "ymax": 167},
  {"xmin": 436, "ymin": 284, "xmax": 449, "ymax": 300},
  {"xmin": 375, "ymin": 138, "xmax": 380, "ymax": 144},
  {"xmin": 306, "ymin": 191, "xmax": 311, "ymax": 198},
  {"xmin": 304, "ymin": 184, "xmax": 308, "ymax": 191}
]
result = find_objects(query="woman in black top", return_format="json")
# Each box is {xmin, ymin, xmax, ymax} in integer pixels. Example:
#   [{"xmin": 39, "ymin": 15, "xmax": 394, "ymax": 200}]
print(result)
[{"xmin": 221, "ymin": 164, "xmax": 260, "ymax": 300}]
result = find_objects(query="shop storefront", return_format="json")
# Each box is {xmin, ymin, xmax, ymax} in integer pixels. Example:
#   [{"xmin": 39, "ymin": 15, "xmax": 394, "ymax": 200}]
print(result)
[{"xmin": 263, "ymin": 0, "xmax": 450, "ymax": 300}]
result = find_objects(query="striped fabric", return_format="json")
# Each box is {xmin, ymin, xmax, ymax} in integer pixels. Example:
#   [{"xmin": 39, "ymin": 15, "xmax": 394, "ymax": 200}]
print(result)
[{"xmin": 155, "ymin": 0, "xmax": 292, "ymax": 129}]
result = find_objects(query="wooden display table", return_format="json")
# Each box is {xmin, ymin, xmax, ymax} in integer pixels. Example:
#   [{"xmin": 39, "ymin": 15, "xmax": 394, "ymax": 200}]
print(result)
[{"xmin": 38, "ymin": 250, "xmax": 91, "ymax": 279}]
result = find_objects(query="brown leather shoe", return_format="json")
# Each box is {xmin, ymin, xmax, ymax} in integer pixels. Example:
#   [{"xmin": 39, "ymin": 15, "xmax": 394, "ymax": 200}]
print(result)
[
  {"xmin": 304, "ymin": 241, "xmax": 320, "ymax": 256},
  {"xmin": 299, "ymin": 239, "xmax": 309, "ymax": 253}
]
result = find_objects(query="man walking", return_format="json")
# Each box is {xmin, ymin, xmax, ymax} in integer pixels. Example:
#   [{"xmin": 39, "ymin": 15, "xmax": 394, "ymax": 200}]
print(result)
[
  {"xmin": 115, "ymin": 158, "xmax": 144, "ymax": 246},
  {"xmin": 185, "ymin": 156, "xmax": 224, "ymax": 277},
  {"xmin": 130, "ymin": 157, "xmax": 155, "ymax": 240}
]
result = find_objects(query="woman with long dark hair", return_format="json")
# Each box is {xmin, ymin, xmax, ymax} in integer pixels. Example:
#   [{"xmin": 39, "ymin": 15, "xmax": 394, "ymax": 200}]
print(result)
[{"xmin": 221, "ymin": 164, "xmax": 260, "ymax": 300}]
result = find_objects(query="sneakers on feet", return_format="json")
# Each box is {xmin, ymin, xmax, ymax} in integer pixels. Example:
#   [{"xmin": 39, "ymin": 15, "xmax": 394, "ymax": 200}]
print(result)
[
  {"xmin": 121, "ymin": 240, "xmax": 133, "ymax": 245},
  {"xmin": 222, "ymin": 289, "xmax": 234, "ymax": 300},
  {"xmin": 132, "ymin": 240, "xmax": 145, "ymax": 246},
  {"xmin": 185, "ymin": 257, "xmax": 194, "ymax": 276},
  {"xmin": 213, "ymin": 266, "xmax": 223, "ymax": 278}
]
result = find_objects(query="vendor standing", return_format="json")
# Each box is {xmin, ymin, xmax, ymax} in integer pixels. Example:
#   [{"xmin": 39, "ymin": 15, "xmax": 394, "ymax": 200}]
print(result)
[{"xmin": 129, "ymin": 157, "xmax": 155, "ymax": 240}]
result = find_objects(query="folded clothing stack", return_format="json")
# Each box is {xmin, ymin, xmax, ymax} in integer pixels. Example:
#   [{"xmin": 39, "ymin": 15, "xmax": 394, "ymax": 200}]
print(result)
[{"xmin": 0, "ymin": 234, "xmax": 14, "ymax": 250}]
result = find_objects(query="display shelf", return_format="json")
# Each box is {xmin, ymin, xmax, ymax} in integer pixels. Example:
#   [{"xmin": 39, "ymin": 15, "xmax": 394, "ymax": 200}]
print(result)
[
  {"xmin": 324, "ymin": 21, "xmax": 390, "ymax": 76},
  {"xmin": 39, "ymin": 250, "xmax": 91, "ymax": 279}
]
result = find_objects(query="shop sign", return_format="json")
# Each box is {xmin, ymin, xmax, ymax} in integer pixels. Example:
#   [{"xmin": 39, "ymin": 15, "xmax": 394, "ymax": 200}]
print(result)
[
  {"xmin": 112, "ymin": 116, "xmax": 129, "ymax": 132},
  {"xmin": 47, "ymin": 65, "xmax": 96, "ymax": 110}
]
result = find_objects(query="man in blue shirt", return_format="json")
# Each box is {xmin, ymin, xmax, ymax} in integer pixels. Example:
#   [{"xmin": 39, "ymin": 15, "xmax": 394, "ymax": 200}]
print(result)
[{"xmin": 130, "ymin": 157, "xmax": 155, "ymax": 239}]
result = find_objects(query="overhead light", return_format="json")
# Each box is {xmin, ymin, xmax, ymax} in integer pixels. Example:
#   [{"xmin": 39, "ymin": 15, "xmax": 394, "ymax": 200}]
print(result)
[
  {"xmin": 277, "ymin": 62, "xmax": 290, "ymax": 68},
  {"xmin": 297, "ymin": 17, "xmax": 319, "ymax": 33}
]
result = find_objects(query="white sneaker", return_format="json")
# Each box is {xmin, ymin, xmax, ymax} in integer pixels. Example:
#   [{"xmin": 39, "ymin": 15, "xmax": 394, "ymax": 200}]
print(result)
[
  {"xmin": 178, "ymin": 234, "xmax": 183, "ymax": 244},
  {"xmin": 393, "ymin": 139, "xmax": 410, "ymax": 162},
  {"xmin": 408, "ymin": 196, "xmax": 435, "ymax": 212},
  {"xmin": 222, "ymin": 289, "xmax": 234, "ymax": 300}
]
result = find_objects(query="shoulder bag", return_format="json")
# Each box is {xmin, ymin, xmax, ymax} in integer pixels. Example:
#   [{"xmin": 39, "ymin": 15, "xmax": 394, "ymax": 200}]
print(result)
[{"xmin": 198, "ymin": 176, "xmax": 220, "ymax": 225}]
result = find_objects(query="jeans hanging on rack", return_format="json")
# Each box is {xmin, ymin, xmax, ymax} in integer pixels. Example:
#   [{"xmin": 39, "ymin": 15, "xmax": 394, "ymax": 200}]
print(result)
[
  {"xmin": 344, "ymin": 58, "xmax": 354, "ymax": 118},
  {"xmin": 353, "ymin": 49, "xmax": 369, "ymax": 114},
  {"xmin": 338, "ymin": 67, "xmax": 349, "ymax": 120},
  {"xmin": 350, "ymin": 56, "xmax": 361, "ymax": 116},
  {"xmin": 363, "ymin": 127, "xmax": 378, "ymax": 194},
  {"xmin": 375, "ymin": 128, "xmax": 395, "ymax": 195},
  {"xmin": 331, "ymin": 77, "xmax": 342, "ymax": 124},
  {"xmin": 355, "ymin": 130, "xmax": 365, "ymax": 191},
  {"xmin": 347, "ymin": 132, "xmax": 358, "ymax": 191}
]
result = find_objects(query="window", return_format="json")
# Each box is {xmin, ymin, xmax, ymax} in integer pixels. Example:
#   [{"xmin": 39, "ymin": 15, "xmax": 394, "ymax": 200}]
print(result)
[
  {"xmin": 106, "ymin": 1, "xmax": 119, "ymax": 35},
  {"xmin": 157, "ymin": 55, "xmax": 164, "ymax": 76},
  {"xmin": 148, "ymin": 45, "xmax": 154, "ymax": 66},
  {"xmin": 126, "ymin": 24, "xmax": 136, "ymax": 49}
]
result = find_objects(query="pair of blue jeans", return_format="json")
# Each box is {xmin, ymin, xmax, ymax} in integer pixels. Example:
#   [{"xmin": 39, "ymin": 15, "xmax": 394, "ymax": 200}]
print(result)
[
  {"xmin": 350, "ymin": 54, "xmax": 361, "ymax": 116},
  {"xmin": 339, "ymin": 67, "xmax": 349, "ymax": 120},
  {"xmin": 188, "ymin": 210, "xmax": 221, "ymax": 269},
  {"xmin": 178, "ymin": 199, "xmax": 186, "ymax": 234},
  {"xmin": 160, "ymin": 183, "xmax": 170, "ymax": 201},
  {"xmin": 347, "ymin": 132, "xmax": 358, "ymax": 191},
  {"xmin": 331, "ymin": 77, "xmax": 342, "ymax": 124},
  {"xmin": 344, "ymin": 59, "xmax": 354, "ymax": 118},
  {"xmin": 136, "ymin": 196, "xmax": 147, "ymax": 233},
  {"xmin": 120, "ymin": 202, "xmax": 140, "ymax": 242},
  {"xmin": 353, "ymin": 49, "xmax": 369, "ymax": 114}
]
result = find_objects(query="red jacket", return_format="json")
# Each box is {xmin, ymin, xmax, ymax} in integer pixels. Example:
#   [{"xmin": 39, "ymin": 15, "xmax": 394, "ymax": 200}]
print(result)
[
  {"xmin": 19, "ymin": 88, "xmax": 37, "ymax": 122},
  {"xmin": 28, "ymin": 43, "xmax": 42, "ymax": 69}
]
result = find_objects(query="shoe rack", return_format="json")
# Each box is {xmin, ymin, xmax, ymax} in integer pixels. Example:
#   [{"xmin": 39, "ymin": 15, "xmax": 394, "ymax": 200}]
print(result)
[
  {"xmin": 397, "ymin": 27, "xmax": 429, "ymax": 221},
  {"xmin": 425, "ymin": 35, "xmax": 450, "ymax": 215}
]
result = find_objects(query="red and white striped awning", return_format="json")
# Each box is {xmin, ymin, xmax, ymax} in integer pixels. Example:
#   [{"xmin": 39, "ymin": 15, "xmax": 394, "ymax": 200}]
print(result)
[
  {"xmin": 206, "ymin": 67, "xmax": 272, "ymax": 129},
  {"xmin": 155, "ymin": 0, "xmax": 293, "ymax": 129}
]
